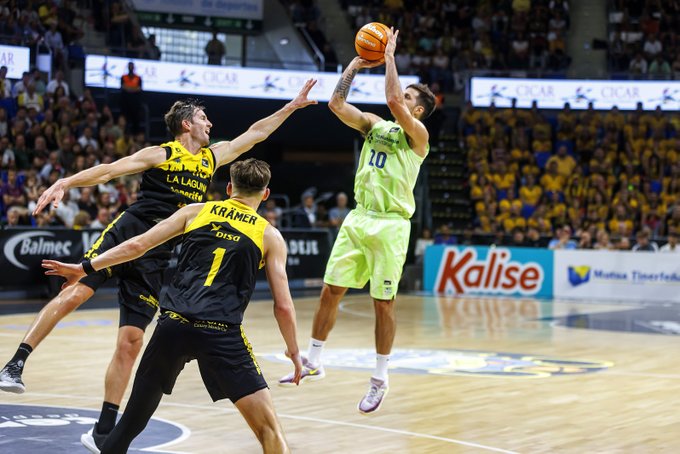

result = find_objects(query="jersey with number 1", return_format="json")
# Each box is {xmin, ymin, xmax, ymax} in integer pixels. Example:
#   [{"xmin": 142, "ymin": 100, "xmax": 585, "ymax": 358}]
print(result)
[
  {"xmin": 162, "ymin": 199, "xmax": 268, "ymax": 324},
  {"xmin": 355, "ymin": 120, "xmax": 428, "ymax": 218}
]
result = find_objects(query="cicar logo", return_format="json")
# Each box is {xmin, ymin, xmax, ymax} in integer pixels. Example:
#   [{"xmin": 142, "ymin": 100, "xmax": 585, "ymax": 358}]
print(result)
[{"xmin": 435, "ymin": 248, "xmax": 544, "ymax": 295}]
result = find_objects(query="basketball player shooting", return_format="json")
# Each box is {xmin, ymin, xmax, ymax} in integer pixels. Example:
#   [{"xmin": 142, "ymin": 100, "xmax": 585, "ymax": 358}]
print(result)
[{"xmin": 279, "ymin": 27, "xmax": 436, "ymax": 414}]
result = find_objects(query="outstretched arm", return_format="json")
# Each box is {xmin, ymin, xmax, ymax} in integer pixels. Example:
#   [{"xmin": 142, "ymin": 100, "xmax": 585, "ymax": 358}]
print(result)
[
  {"xmin": 42, "ymin": 204, "xmax": 203, "ymax": 288},
  {"xmin": 384, "ymin": 28, "xmax": 429, "ymax": 157},
  {"xmin": 210, "ymin": 79, "xmax": 318, "ymax": 167},
  {"xmin": 328, "ymin": 57, "xmax": 383, "ymax": 135},
  {"xmin": 33, "ymin": 145, "xmax": 167, "ymax": 215},
  {"xmin": 263, "ymin": 225, "xmax": 302, "ymax": 385}
]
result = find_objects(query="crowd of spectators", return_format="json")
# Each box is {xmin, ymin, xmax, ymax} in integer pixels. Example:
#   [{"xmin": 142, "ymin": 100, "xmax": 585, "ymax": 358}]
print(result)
[
  {"xmin": 608, "ymin": 0, "xmax": 680, "ymax": 79},
  {"xmin": 0, "ymin": 62, "xmax": 155, "ymax": 230},
  {"xmin": 0, "ymin": 0, "xmax": 85, "ymax": 72},
  {"xmin": 463, "ymin": 99, "xmax": 680, "ymax": 251},
  {"xmin": 343, "ymin": 0, "xmax": 571, "ymax": 92},
  {"xmin": 258, "ymin": 189, "xmax": 351, "ymax": 234}
]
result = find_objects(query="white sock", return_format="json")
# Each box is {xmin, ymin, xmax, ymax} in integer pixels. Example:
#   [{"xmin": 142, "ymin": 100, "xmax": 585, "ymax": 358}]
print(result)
[
  {"xmin": 374, "ymin": 354, "xmax": 390, "ymax": 383},
  {"xmin": 307, "ymin": 338, "xmax": 325, "ymax": 367}
]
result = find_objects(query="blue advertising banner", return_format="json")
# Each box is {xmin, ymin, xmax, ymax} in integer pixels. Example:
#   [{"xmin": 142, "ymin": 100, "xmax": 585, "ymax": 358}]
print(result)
[{"xmin": 424, "ymin": 246, "xmax": 554, "ymax": 299}]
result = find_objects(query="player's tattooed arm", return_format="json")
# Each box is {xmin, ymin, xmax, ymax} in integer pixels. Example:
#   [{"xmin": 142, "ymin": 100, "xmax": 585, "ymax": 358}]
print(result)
[
  {"xmin": 329, "ymin": 58, "xmax": 383, "ymax": 134},
  {"xmin": 334, "ymin": 67, "xmax": 358, "ymax": 101}
]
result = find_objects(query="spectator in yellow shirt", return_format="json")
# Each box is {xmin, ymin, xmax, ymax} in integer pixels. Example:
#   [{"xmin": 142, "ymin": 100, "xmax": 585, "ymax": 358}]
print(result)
[
  {"xmin": 608, "ymin": 204, "xmax": 634, "ymax": 236},
  {"xmin": 503, "ymin": 203, "xmax": 527, "ymax": 233},
  {"xmin": 520, "ymin": 173, "xmax": 542, "ymax": 207},
  {"xmin": 492, "ymin": 162, "xmax": 516, "ymax": 195},
  {"xmin": 545, "ymin": 145, "xmax": 577, "ymax": 178},
  {"xmin": 540, "ymin": 160, "xmax": 565, "ymax": 198}
]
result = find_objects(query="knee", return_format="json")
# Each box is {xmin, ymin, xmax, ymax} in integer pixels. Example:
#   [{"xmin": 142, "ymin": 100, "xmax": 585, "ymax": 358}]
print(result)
[
  {"xmin": 321, "ymin": 284, "xmax": 345, "ymax": 303},
  {"xmin": 115, "ymin": 333, "xmax": 144, "ymax": 362},
  {"xmin": 254, "ymin": 423, "xmax": 283, "ymax": 447},
  {"xmin": 373, "ymin": 299, "xmax": 395, "ymax": 316},
  {"xmin": 52, "ymin": 286, "xmax": 90, "ymax": 313}
]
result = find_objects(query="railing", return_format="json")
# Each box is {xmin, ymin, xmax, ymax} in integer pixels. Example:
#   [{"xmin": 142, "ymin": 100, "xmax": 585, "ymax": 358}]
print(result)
[{"xmin": 295, "ymin": 25, "xmax": 325, "ymax": 72}]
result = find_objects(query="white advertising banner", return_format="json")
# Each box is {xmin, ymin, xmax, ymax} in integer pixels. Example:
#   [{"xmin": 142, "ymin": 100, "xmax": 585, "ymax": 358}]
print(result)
[
  {"xmin": 130, "ymin": 0, "xmax": 263, "ymax": 20},
  {"xmin": 0, "ymin": 44, "xmax": 31, "ymax": 79},
  {"xmin": 85, "ymin": 55, "xmax": 419, "ymax": 104},
  {"xmin": 553, "ymin": 250, "xmax": 680, "ymax": 302},
  {"xmin": 470, "ymin": 77, "xmax": 680, "ymax": 111}
]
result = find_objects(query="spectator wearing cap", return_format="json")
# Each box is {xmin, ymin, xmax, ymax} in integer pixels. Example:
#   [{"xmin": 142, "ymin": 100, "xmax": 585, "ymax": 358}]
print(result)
[{"xmin": 291, "ymin": 190, "xmax": 317, "ymax": 228}]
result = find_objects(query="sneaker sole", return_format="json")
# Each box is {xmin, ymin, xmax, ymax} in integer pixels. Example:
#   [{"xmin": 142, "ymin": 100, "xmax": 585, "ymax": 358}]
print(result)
[
  {"xmin": 278, "ymin": 372, "xmax": 326, "ymax": 387},
  {"xmin": 81, "ymin": 432, "xmax": 100, "ymax": 454},
  {"xmin": 0, "ymin": 382, "xmax": 25, "ymax": 394},
  {"xmin": 358, "ymin": 386, "xmax": 389, "ymax": 415}
]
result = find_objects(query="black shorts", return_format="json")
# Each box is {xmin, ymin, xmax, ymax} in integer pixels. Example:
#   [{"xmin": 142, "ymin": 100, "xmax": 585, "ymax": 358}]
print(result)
[
  {"xmin": 134, "ymin": 311, "xmax": 268, "ymax": 403},
  {"xmin": 80, "ymin": 211, "xmax": 173, "ymax": 330}
]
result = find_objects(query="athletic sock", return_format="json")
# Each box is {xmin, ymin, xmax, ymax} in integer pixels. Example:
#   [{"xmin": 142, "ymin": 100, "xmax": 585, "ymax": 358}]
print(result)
[
  {"xmin": 10, "ymin": 343, "xmax": 33, "ymax": 367},
  {"xmin": 374, "ymin": 354, "xmax": 390, "ymax": 383},
  {"xmin": 307, "ymin": 338, "xmax": 325, "ymax": 367},
  {"xmin": 97, "ymin": 401, "xmax": 120, "ymax": 434}
]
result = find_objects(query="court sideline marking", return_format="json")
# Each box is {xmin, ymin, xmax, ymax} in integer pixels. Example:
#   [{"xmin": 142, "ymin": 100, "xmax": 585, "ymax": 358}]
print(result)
[{"xmin": 1, "ymin": 392, "xmax": 518, "ymax": 454}]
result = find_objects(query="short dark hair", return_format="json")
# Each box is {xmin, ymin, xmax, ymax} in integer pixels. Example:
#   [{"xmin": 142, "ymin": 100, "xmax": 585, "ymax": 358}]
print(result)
[
  {"xmin": 164, "ymin": 99, "xmax": 205, "ymax": 137},
  {"xmin": 407, "ymin": 83, "xmax": 436, "ymax": 119},
  {"xmin": 230, "ymin": 158, "xmax": 271, "ymax": 195}
]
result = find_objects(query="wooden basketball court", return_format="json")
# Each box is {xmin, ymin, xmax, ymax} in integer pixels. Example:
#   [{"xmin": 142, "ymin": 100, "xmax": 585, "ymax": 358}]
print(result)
[{"xmin": 1, "ymin": 293, "xmax": 678, "ymax": 452}]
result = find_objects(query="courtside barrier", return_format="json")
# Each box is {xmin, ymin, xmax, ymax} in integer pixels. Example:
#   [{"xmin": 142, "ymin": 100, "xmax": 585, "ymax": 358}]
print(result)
[
  {"xmin": 553, "ymin": 249, "xmax": 680, "ymax": 302},
  {"xmin": 0, "ymin": 228, "xmax": 333, "ymax": 295},
  {"xmin": 423, "ymin": 246, "xmax": 554, "ymax": 298}
]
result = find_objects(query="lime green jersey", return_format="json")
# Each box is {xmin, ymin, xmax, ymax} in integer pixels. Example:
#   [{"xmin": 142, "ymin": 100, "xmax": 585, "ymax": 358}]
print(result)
[{"xmin": 354, "ymin": 120, "xmax": 428, "ymax": 218}]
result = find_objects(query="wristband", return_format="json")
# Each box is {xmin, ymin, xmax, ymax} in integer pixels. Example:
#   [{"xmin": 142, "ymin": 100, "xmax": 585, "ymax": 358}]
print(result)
[{"xmin": 81, "ymin": 259, "xmax": 96, "ymax": 275}]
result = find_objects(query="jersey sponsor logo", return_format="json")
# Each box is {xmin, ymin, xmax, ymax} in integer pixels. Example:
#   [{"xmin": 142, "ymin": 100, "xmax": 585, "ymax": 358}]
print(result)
[
  {"xmin": 215, "ymin": 231, "xmax": 241, "ymax": 241},
  {"xmin": 0, "ymin": 403, "xmax": 189, "ymax": 453},
  {"xmin": 3, "ymin": 231, "xmax": 72, "ymax": 270},
  {"xmin": 165, "ymin": 174, "xmax": 208, "ymax": 193},
  {"xmin": 435, "ymin": 247, "xmax": 544, "ymax": 296},
  {"xmin": 263, "ymin": 348, "xmax": 612, "ymax": 378}
]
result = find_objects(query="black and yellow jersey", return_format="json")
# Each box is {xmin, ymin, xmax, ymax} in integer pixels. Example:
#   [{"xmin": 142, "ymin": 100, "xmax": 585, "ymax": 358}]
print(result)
[
  {"xmin": 126, "ymin": 140, "xmax": 216, "ymax": 224},
  {"xmin": 162, "ymin": 199, "xmax": 269, "ymax": 324}
]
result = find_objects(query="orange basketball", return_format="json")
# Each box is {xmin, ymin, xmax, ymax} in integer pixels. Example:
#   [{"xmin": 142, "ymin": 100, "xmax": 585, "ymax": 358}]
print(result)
[{"xmin": 354, "ymin": 22, "xmax": 389, "ymax": 61}]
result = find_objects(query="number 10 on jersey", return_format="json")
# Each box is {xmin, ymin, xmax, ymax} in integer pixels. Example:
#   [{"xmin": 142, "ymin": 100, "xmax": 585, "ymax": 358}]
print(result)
[{"xmin": 369, "ymin": 149, "xmax": 386, "ymax": 168}]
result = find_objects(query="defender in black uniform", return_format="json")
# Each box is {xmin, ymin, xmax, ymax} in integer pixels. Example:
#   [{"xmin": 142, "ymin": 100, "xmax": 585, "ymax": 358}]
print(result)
[
  {"xmin": 43, "ymin": 159, "xmax": 302, "ymax": 454},
  {"xmin": 0, "ymin": 80, "xmax": 317, "ymax": 442}
]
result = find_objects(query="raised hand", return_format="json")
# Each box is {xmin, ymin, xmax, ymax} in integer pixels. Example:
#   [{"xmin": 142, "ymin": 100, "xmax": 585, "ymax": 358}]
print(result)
[
  {"xmin": 288, "ymin": 78, "xmax": 319, "ymax": 110},
  {"xmin": 385, "ymin": 27, "xmax": 399, "ymax": 59},
  {"xmin": 42, "ymin": 259, "xmax": 86, "ymax": 290},
  {"xmin": 33, "ymin": 180, "xmax": 66, "ymax": 216}
]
